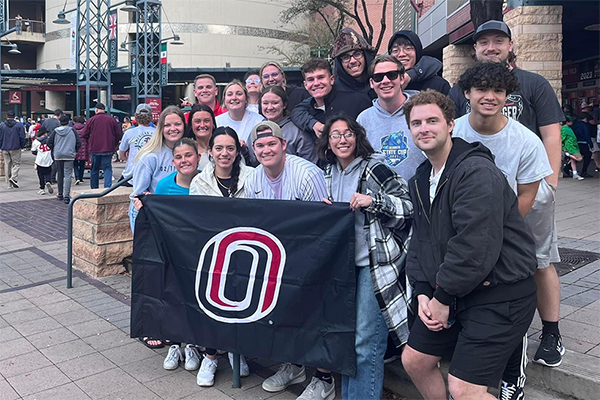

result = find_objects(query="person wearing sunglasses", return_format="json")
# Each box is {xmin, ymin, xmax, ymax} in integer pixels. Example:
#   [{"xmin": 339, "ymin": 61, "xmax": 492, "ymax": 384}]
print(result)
[
  {"xmin": 357, "ymin": 55, "xmax": 426, "ymax": 182},
  {"xmin": 259, "ymin": 61, "xmax": 310, "ymax": 110},
  {"xmin": 244, "ymin": 70, "xmax": 262, "ymax": 114},
  {"xmin": 387, "ymin": 30, "xmax": 450, "ymax": 95}
]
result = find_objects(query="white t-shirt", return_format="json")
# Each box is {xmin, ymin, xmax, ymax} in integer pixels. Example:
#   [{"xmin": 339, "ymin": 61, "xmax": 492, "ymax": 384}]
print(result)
[
  {"xmin": 453, "ymin": 115, "xmax": 553, "ymax": 194},
  {"xmin": 429, "ymin": 164, "xmax": 445, "ymax": 203},
  {"xmin": 215, "ymin": 109, "xmax": 265, "ymax": 146}
]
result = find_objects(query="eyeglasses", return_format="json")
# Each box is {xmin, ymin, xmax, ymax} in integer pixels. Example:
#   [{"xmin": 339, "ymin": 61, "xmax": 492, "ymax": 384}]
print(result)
[
  {"xmin": 371, "ymin": 70, "xmax": 401, "ymax": 83},
  {"xmin": 262, "ymin": 71, "xmax": 280, "ymax": 79},
  {"xmin": 246, "ymin": 77, "xmax": 261, "ymax": 85},
  {"xmin": 340, "ymin": 50, "xmax": 364, "ymax": 63},
  {"xmin": 390, "ymin": 45, "xmax": 415, "ymax": 55},
  {"xmin": 329, "ymin": 131, "xmax": 355, "ymax": 140}
]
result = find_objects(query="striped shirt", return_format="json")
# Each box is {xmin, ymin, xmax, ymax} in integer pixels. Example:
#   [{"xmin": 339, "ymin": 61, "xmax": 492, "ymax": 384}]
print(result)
[{"xmin": 245, "ymin": 155, "xmax": 327, "ymax": 201}]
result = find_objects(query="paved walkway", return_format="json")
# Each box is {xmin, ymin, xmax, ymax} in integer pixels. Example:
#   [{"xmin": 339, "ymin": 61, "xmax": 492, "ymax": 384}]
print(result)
[{"xmin": 0, "ymin": 152, "xmax": 599, "ymax": 399}]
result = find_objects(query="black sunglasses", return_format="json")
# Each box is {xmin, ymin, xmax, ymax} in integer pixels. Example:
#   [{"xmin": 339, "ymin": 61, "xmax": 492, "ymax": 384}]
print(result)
[{"xmin": 371, "ymin": 70, "xmax": 401, "ymax": 83}]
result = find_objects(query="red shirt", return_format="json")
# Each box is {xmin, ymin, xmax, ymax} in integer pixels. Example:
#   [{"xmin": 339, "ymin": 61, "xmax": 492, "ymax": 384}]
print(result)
[{"xmin": 185, "ymin": 99, "xmax": 226, "ymax": 122}]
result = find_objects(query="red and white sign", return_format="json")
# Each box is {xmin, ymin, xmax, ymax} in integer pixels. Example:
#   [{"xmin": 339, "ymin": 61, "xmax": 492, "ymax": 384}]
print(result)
[
  {"xmin": 9, "ymin": 91, "xmax": 21, "ymax": 104},
  {"xmin": 145, "ymin": 97, "xmax": 162, "ymax": 122}
]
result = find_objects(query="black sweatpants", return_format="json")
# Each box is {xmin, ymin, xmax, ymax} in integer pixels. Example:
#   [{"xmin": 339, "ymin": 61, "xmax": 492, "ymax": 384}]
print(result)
[{"xmin": 36, "ymin": 165, "xmax": 52, "ymax": 189}]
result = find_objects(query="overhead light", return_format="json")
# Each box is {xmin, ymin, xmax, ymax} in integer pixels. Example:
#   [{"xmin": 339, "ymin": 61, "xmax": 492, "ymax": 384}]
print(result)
[
  {"xmin": 53, "ymin": 11, "xmax": 70, "ymax": 25},
  {"xmin": 585, "ymin": 24, "xmax": 600, "ymax": 31},
  {"xmin": 8, "ymin": 44, "xmax": 20, "ymax": 55},
  {"xmin": 119, "ymin": 42, "xmax": 128, "ymax": 52},
  {"xmin": 121, "ymin": 1, "xmax": 138, "ymax": 13},
  {"xmin": 170, "ymin": 34, "xmax": 184, "ymax": 45}
]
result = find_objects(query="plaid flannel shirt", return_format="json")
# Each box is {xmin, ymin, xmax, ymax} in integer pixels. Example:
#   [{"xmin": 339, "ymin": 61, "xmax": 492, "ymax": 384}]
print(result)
[{"xmin": 324, "ymin": 156, "xmax": 413, "ymax": 347}]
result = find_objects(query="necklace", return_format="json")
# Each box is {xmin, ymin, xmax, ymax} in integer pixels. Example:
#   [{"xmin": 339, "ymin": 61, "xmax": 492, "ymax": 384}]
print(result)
[{"xmin": 214, "ymin": 172, "xmax": 232, "ymax": 197}]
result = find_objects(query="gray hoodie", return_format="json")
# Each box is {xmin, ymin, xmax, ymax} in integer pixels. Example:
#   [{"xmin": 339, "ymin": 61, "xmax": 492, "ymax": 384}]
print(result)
[
  {"xmin": 357, "ymin": 93, "xmax": 426, "ymax": 180},
  {"xmin": 48, "ymin": 125, "xmax": 81, "ymax": 160},
  {"xmin": 329, "ymin": 155, "xmax": 384, "ymax": 267}
]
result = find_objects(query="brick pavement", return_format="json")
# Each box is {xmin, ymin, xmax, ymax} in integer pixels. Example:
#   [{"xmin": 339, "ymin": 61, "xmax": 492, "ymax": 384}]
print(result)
[{"xmin": 0, "ymin": 151, "xmax": 599, "ymax": 399}]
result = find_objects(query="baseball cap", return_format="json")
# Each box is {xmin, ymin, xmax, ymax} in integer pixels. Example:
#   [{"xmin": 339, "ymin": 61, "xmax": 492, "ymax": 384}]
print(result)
[
  {"xmin": 251, "ymin": 121, "xmax": 284, "ymax": 143},
  {"xmin": 95, "ymin": 102, "xmax": 106, "ymax": 110},
  {"xmin": 135, "ymin": 103, "xmax": 152, "ymax": 114},
  {"xmin": 6, "ymin": 110, "xmax": 15, "ymax": 118},
  {"xmin": 473, "ymin": 20, "xmax": 512, "ymax": 42}
]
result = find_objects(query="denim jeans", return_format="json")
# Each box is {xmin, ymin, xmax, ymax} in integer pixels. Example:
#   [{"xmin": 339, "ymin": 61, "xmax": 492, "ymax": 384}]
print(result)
[
  {"xmin": 128, "ymin": 200, "xmax": 138, "ymax": 234},
  {"xmin": 74, "ymin": 159, "xmax": 86, "ymax": 181},
  {"xmin": 90, "ymin": 153, "xmax": 113, "ymax": 189},
  {"xmin": 342, "ymin": 266, "xmax": 388, "ymax": 400}
]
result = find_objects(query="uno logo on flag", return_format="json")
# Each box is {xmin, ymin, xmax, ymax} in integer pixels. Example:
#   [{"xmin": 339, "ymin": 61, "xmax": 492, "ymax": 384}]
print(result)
[{"xmin": 195, "ymin": 227, "xmax": 286, "ymax": 323}]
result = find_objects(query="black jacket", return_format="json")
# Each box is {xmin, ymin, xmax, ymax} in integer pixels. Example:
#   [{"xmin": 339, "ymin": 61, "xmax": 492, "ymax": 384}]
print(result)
[
  {"xmin": 333, "ymin": 49, "xmax": 377, "ymax": 100},
  {"xmin": 388, "ymin": 31, "xmax": 450, "ymax": 95},
  {"xmin": 286, "ymin": 84, "xmax": 310, "ymax": 110},
  {"xmin": 407, "ymin": 138, "xmax": 537, "ymax": 307},
  {"xmin": 290, "ymin": 86, "xmax": 373, "ymax": 137},
  {"xmin": 0, "ymin": 119, "xmax": 26, "ymax": 150}
]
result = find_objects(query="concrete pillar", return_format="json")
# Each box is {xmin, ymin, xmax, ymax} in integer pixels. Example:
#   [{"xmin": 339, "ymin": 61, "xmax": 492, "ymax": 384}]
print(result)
[
  {"xmin": 505, "ymin": 5, "xmax": 563, "ymax": 101},
  {"xmin": 442, "ymin": 44, "xmax": 476, "ymax": 87},
  {"xmin": 185, "ymin": 83, "xmax": 195, "ymax": 104},
  {"xmin": 45, "ymin": 91, "xmax": 66, "ymax": 113},
  {"xmin": 100, "ymin": 90, "xmax": 108, "ymax": 107}
]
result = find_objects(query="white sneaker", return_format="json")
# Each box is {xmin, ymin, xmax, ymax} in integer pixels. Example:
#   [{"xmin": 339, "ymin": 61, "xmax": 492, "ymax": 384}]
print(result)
[
  {"xmin": 163, "ymin": 345, "xmax": 183, "ymax": 370},
  {"xmin": 45, "ymin": 182, "xmax": 53, "ymax": 194},
  {"xmin": 573, "ymin": 173, "xmax": 584, "ymax": 180},
  {"xmin": 184, "ymin": 344, "xmax": 200, "ymax": 370},
  {"xmin": 37, "ymin": 189, "xmax": 45, "ymax": 195},
  {"xmin": 197, "ymin": 356, "xmax": 218, "ymax": 387},
  {"xmin": 297, "ymin": 376, "xmax": 335, "ymax": 400},
  {"xmin": 262, "ymin": 363, "xmax": 306, "ymax": 392},
  {"xmin": 227, "ymin": 353, "xmax": 250, "ymax": 377}
]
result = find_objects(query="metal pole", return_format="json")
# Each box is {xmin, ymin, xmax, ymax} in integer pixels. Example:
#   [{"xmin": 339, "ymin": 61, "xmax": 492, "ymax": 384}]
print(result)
[
  {"xmin": 67, "ymin": 177, "xmax": 132, "ymax": 288},
  {"xmin": 232, "ymin": 353, "xmax": 241, "ymax": 388}
]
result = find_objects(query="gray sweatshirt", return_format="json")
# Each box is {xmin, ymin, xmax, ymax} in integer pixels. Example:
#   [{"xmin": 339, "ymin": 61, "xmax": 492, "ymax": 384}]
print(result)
[
  {"xmin": 131, "ymin": 144, "xmax": 176, "ymax": 197},
  {"xmin": 330, "ymin": 156, "xmax": 375, "ymax": 267},
  {"xmin": 357, "ymin": 93, "xmax": 426, "ymax": 180},
  {"xmin": 48, "ymin": 125, "xmax": 81, "ymax": 160}
]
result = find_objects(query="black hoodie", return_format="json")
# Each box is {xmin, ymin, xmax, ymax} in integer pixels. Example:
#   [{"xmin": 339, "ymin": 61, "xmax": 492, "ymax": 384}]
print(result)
[
  {"xmin": 407, "ymin": 138, "xmax": 537, "ymax": 308},
  {"xmin": 0, "ymin": 119, "xmax": 26, "ymax": 150},
  {"xmin": 388, "ymin": 31, "xmax": 450, "ymax": 95},
  {"xmin": 334, "ymin": 49, "xmax": 376, "ymax": 99}
]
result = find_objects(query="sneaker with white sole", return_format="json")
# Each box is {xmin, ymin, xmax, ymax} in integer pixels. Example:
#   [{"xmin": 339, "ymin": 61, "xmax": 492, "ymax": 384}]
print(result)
[
  {"xmin": 197, "ymin": 356, "xmax": 218, "ymax": 386},
  {"xmin": 500, "ymin": 381, "xmax": 524, "ymax": 400},
  {"xmin": 37, "ymin": 189, "xmax": 45, "ymax": 195},
  {"xmin": 163, "ymin": 345, "xmax": 183, "ymax": 370},
  {"xmin": 45, "ymin": 182, "xmax": 53, "ymax": 194},
  {"xmin": 184, "ymin": 344, "xmax": 200, "ymax": 370},
  {"xmin": 573, "ymin": 172, "xmax": 584, "ymax": 180},
  {"xmin": 297, "ymin": 376, "xmax": 335, "ymax": 400},
  {"xmin": 533, "ymin": 332, "xmax": 565, "ymax": 367},
  {"xmin": 227, "ymin": 353, "xmax": 250, "ymax": 377},
  {"xmin": 9, "ymin": 178, "xmax": 18, "ymax": 188},
  {"xmin": 262, "ymin": 363, "xmax": 306, "ymax": 392}
]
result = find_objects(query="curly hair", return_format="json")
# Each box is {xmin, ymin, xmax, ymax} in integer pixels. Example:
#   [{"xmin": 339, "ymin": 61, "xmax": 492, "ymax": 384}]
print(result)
[
  {"xmin": 402, "ymin": 89, "xmax": 456, "ymax": 126},
  {"xmin": 457, "ymin": 61, "xmax": 519, "ymax": 95},
  {"xmin": 316, "ymin": 115, "xmax": 374, "ymax": 164}
]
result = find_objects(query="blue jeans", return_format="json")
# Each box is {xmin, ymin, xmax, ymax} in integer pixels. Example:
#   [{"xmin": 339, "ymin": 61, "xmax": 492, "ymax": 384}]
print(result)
[
  {"xmin": 128, "ymin": 200, "xmax": 138, "ymax": 234},
  {"xmin": 90, "ymin": 153, "xmax": 113, "ymax": 189},
  {"xmin": 342, "ymin": 266, "xmax": 388, "ymax": 400}
]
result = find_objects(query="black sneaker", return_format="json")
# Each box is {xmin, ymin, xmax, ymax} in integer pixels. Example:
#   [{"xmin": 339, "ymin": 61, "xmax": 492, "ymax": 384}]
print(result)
[
  {"xmin": 64, "ymin": 197, "xmax": 70, "ymax": 204},
  {"xmin": 56, "ymin": 194, "xmax": 64, "ymax": 201},
  {"xmin": 500, "ymin": 381, "xmax": 524, "ymax": 400},
  {"xmin": 533, "ymin": 332, "xmax": 565, "ymax": 367}
]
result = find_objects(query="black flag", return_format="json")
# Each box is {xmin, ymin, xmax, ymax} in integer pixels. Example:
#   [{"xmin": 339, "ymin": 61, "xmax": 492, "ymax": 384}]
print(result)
[{"xmin": 130, "ymin": 195, "xmax": 357, "ymax": 375}]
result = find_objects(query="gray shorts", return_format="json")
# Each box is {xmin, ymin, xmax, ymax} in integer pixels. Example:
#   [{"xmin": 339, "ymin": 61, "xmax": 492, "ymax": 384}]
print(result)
[{"xmin": 524, "ymin": 180, "xmax": 560, "ymax": 269}]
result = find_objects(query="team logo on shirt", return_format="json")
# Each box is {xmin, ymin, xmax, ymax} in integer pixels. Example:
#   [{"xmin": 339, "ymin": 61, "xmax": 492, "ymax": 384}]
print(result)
[
  {"xmin": 465, "ymin": 94, "xmax": 524, "ymax": 121},
  {"xmin": 195, "ymin": 227, "xmax": 286, "ymax": 324},
  {"xmin": 380, "ymin": 131, "xmax": 409, "ymax": 167},
  {"xmin": 132, "ymin": 131, "xmax": 153, "ymax": 150}
]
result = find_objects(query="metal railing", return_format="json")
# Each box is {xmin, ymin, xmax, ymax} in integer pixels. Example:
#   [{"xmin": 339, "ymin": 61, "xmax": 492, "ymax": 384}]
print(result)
[
  {"xmin": 67, "ymin": 177, "xmax": 132, "ymax": 289},
  {"xmin": 8, "ymin": 18, "xmax": 45, "ymax": 36}
]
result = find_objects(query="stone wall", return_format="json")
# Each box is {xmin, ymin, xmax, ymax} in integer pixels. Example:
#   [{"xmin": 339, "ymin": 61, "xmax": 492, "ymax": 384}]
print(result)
[
  {"xmin": 442, "ymin": 44, "xmax": 476, "ymax": 86},
  {"xmin": 72, "ymin": 187, "xmax": 133, "ymax": 278},
  {"xmin": 505, "ymin": 6, "xmax": 563, "ymax": 101}
]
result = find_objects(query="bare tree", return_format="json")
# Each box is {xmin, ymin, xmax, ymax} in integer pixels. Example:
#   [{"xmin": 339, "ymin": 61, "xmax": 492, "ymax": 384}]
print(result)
[
  {"xmin": 470, "ymin": 0, "xmax": 504, "ymax": 29},
  {"xmin": 281, "ymin": 0, "xmax": 389, "ymax": 53}
]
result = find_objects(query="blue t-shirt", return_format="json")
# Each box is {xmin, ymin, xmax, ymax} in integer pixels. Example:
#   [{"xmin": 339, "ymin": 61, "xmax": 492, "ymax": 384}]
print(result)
[{"xmin": 155, "ymin": 172, "xmax": 190, "ymax": 195}]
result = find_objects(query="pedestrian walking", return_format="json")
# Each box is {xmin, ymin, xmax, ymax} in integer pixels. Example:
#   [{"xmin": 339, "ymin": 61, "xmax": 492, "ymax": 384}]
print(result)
[
  {"xmin": 0, "ymin": 110, "xmax": 26, "ymax": 188},
  {"xmin": 48, "ymin": 114, "xmax": 81, "ymax": 203},
  {"xmin": 31, "ymin": 126, "xmax": 54, "ymax": 195}
]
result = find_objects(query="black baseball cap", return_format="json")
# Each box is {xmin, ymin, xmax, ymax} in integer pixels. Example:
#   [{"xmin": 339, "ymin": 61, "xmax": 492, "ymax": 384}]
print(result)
[
  {"xmin": 6, "ymin": 110, "xmax": 15, "ymax": 118},
  {"xmin": 473, "ymin": 20, "xmax": 512, "ymax": 42},
  {"xmin": 95, "ymin": 102, "xmax": 106, "ymax": 110}
]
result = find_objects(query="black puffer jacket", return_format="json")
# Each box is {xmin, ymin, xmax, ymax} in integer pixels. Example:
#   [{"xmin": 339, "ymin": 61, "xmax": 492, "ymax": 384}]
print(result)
[
  {"xmin": 388, "ymin": 31, "xmax": 450, "ymax": 95},
  {"xmin": 407, "ymin": 138, "xmax": 537, "ymax": 307}
]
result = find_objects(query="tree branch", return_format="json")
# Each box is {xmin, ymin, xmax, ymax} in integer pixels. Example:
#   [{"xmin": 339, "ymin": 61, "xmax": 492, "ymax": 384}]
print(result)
[
  {"xmin": 316, "ymin": 9, "xmax": 336, "ymax": 38},
  {"xmin": 351, "ymin": 0, "xmax": 370, "ymax": 43},
  {"xmin": 360, "ymin": 0, "xmax": 374, "ymax": 43},
  {"xmin": 374, "ymin": 0, "xmax": 388, "ymax": 52}
]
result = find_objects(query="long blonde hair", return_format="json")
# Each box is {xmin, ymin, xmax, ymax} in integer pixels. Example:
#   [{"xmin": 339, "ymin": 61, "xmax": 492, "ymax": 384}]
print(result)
[{"xmin": 135, "ymin": 105, "xmax": 185, "ymax": 161}]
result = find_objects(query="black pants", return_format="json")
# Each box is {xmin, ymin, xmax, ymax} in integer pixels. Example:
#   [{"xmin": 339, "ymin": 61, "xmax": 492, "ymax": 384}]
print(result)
[
  {"xmin": 36, "ymin": 165, "xmax": 52, "ymax": 189},
  {"xmin": 74, "ymin": 160, "xmax": 86, "ymax": 181},
  {"xmin": 579, "ymin": 144, "xmax": 592, "ymax": 175},
  {"xmin": 50, "ymin": 161, "xmax": 58, "ymax": 183}
]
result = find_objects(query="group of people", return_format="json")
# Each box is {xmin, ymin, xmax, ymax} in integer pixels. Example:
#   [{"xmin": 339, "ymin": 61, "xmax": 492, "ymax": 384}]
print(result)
[
  {"xmin": 115, "ymin": 19, "xmax": 577, "ymax": 400},
  {"xmin": 560, "ymin": 101, "xmax": 600, "ymax": 180}
]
